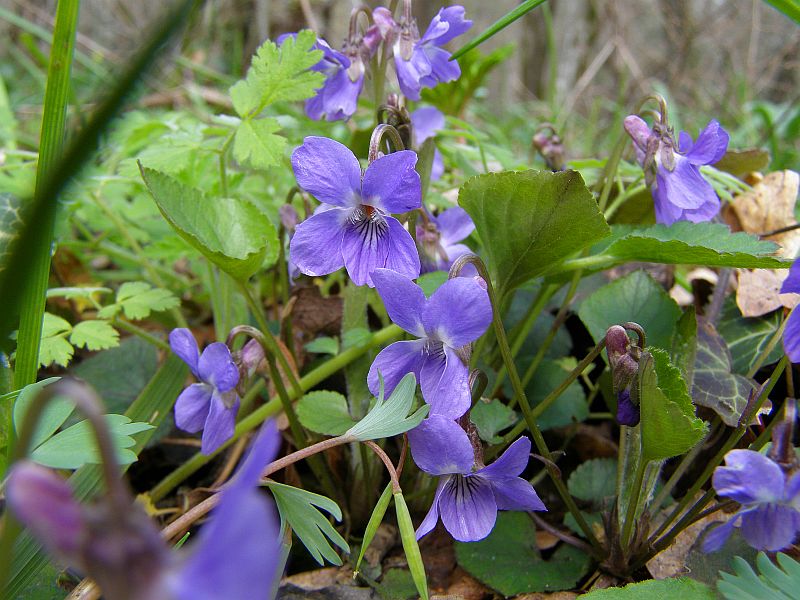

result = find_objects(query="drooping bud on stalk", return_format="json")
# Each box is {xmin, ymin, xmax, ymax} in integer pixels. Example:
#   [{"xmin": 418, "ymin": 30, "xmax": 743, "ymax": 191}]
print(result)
[
  {"xmin": 768, "ymin": 398, "xmax": 798, "ymax": 471},
  {"xmin": 605, "ymin": 325, "xmax": 642, "ymax": 426},
  {"xmin": 532, "ymin": 124, "xmax": 565, "ymax": 171},
  {"xmin": 278, "ymin": 204, "xmax": 298, "ymax": 232}
]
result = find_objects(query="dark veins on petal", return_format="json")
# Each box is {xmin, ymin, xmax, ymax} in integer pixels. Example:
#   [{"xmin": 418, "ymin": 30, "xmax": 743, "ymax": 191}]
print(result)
[{"xmin": 349, "ymin": 206, "xmax": 389, "ymax": 246}]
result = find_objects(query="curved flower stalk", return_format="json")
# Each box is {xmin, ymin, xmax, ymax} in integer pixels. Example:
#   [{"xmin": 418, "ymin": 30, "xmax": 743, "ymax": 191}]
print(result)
[
  {"xmin": 781, "ymin": 258, "xmax": 800, "ymax": 362},
  {"xmin": 411, "ymin": 106, "xmax": 445, "ymax": 180},
  {"xmin": 6, "ymin": 421, "xmax": 282, "ymax": 600},
  {"xmin": 407, "ymin": 415, "xmax": 545, "ymax": 542},
  {"xmin": 169, "ymin": 328, "xmax": 241, "ymax": 455},
  {"xmin": 289, "ymin": 136, "xmax": 421, "ymax": 287},
  {"xmin": 280, "ymin": 15, "xmax": 380, "ymax": 121},
  {"xmin": 367, "ymin": 268, "xmax": 491, "ymax": 418},
  {"xmin": 373, "ymin": 4, "xmax": 472, "ymax": 101},
  {"xmin": 416, "ymin": 206, "xmax": 475, "ymax": 274},
  {"xmin": 703, "ymin": 449, "xmax": 800, "ymax": 552},
  {"xmin": 624, "ymin": 110, "xmax": 729, "ymax": 225}
]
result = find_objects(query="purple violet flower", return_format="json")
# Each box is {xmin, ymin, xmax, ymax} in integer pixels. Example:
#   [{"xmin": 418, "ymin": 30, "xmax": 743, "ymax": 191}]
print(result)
[
  {"xmin": 624, "ymin": 116, "xmax": 729, "ymax": 225},
  {"xmin": 170, "ymin": 421, "xmax": 281, "ymax": 599},
  {"xmin": 367, "ymin": 268, "xmax": 491, "ymax": 419},
  {"xmin": 416, "ymin": 206, "xmax": 475, "ymax": 274},
  {"xmin": 408, "ymin": 415, "xmax": 546, "ymax": 542},
  {"xmin": 781, "ymin": 258, "xmax": 800, "ymax": 362},
  {"xmin": 290, "ymin": 136, "xmax": 422, "ymax": 287},
  {"xmin": 170, "ymin": 328, "xmax": 241, "ymax": 455},
  {"xmin": 703, "ymin": 449, "xmax": 800, "ymax": 552},
  {"xmin": 6, "ymin": 422, "xmax": 282, "ymax": 600},
  {"xmin": 411, "ymin": 106, "xmax": 445, "ymax": 180},
  {"xmin": 373, "ymin": 5, "xmax": 472, "ymax": 101}
]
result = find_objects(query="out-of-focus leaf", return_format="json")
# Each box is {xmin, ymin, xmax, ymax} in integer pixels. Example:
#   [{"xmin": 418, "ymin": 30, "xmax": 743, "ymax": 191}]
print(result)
[
  {"xmin": 11, "ymin": 377, "xmax": 66, "ymax": 450},
  {"xmin": 578, "ymin": 270, "xmax": 681, "ymax": 351},
  {"xmin": 296, "ymin": 390, "xmax": 355, "ymax": 436},
  {"xmin": 692, "ymin": 320, "xmax": 756, "ymax": 427},
  {"xmin": 567, "ymin": 458, "xmax": 617, "ymax": 503},
  {"xmin": 0, "ymin": 193, "xmax": 24, "ymax": 275},
  {"xmin": 30, "ymin": 414, "xmax": 153, "ymax": 469},
  {"xmin": 140, "ymin": 166, "xmax": 279, "ymax": 280},
  {"xmin": 268, "ymin": 482, "xmax": 349, "ymax": 566},
  {"xmin": 640, "ymin": 349, "xmax": 707, "ymax": 461},
  {"xmin": 455, "ymin": 512, "xmax": 592, "ymax": 595},
  {"xmin": 471, "ymin": 399, "xmax": 517, "ymax": 443},
  {"xmin": 671, "ymin": 308, "xmax": 697, "ymax": 388},
  {"xmin": 714, "ymin": 149, "xmax": 770, "ymax": 177},
  {"xmin": 459, "ymin": 170, "xmax": 610, "ymax": 297}
]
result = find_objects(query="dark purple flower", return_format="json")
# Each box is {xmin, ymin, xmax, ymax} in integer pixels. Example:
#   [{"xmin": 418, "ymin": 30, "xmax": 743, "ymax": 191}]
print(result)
[
  {"xmin": 703, "ymin": 449, "xmax": 800, "ymax": 552},
  {"xmin": 615, "ymin": 389, "xmax": 640, "ymax": 426},
  {"xmin": 624, "ymin": 116, "xmax": 729, "ymax": 225},
  {"xmin": 289, "ymin": 137, "xmax": 421, "ymax": 287},
  {"xmin": 6, "ymin": 422, "xmax": 282, "ymax": 600},
  {"xmin": 781, "ymin": 259, "xmax": 800, "ymax": 362},
  {"xmin": 416, "ymin": 207, "xmax": 474, "ymax": 273},
  {"xmin": 373, "ymin": 6, "xmax": 472, "ymax": 101},
  {"xmin": 170, "ymin": 328, "xmax": 241, "ymax": 455},
  {"xmin": 411, "ymin": 106, "xmax": 445, "ymax": 180},
  {"xmin": 408, "ymin": 416, "xmax": 546, "ymax": 542},
  {"xmin": 367, "ymin": 269, "xmax": 491, "ymax": 418},
  {"xmin": 170, "ymin": 421, "xmax": 281, "ymax": 599}
]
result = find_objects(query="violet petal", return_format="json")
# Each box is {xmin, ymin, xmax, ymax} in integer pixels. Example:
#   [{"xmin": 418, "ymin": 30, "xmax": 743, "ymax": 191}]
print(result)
[
  {"xmin": 291, "ymin": 137, "xmax": 361, "ymax": 207},
  {"xmin": 362, "ymin": 151, "xmax": 421, "ymax": 214},
  {"xmin": 407, "ymin": 415, "xmax": 474, "ymax": 475},
  {"xmin": 197, "ymin": 342, "xmax": 239, "ymax": 392},
  {"xmin": 169, "ymin": 328, "xmax": 200, "ymax": 377},
  {"xmin": 367, "ymin": 339, "xmax": 426, "ymax": 399},
  {"xmin": 372, "ymin": 268, "xmax": 427, "ymax": 336},
  {"xmin": 439, "ymin": 474, "xmax": 498, "ymax": 542},
  {"xmin": 424, "ymin": 277, "xmax": 492, "ymax": 348},
  {"xmin": 289, "ymin": 208, "xmax": 347, "ymax": 277},
  {"xmin": 174, "ymin": 383, "xmax": 213, "ymax": 433}
]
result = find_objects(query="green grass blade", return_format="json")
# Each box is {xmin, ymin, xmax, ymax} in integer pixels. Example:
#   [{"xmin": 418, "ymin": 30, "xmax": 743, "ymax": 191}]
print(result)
[
  {"xmin": 763, "ymin": 0, "xmax": 800, "ymax": 24},
  {"xmin": 450, "ymin": 0, "xmax": 548, "ymax": 60},
  {"xmin": 12, "ymin": 0, "xmax": 80, "ymax": 390},
  {"xmin": 0, "ymin": 0, "xmax": 198, "ymax": 357}
]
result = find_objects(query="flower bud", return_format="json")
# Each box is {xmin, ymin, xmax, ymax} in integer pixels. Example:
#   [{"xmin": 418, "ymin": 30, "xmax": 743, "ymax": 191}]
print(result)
[
  {"xmin": 616, "ymin": 389, "xmax": 640, "ymax": 426},
  {"xmin": 279, "ymin": 204, "xmax": 298, "ymax": 232},
  {"xmin": 6, "ymin": 461, "xmax": 86, "ymax": 562},
  {"xmin": 605, "ymin": 326, "xmax": 639, "ymax": 393}
]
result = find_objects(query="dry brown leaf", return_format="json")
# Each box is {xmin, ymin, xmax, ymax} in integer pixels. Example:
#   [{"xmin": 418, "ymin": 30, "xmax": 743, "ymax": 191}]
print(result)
[
  {"xmin": 728, "ymin": 170, "xmax": 800, "ymax": 258},
  {"xmin": 646, "ymin": 513, "xmax": 720, "ymax": 579},
  {"xmin": 736, "ymin": 268, "xmax": 799, "ymax": 317}
]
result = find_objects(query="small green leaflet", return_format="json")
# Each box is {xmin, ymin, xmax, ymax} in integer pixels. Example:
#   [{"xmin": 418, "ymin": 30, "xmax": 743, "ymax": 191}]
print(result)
[
  {"xmin": 268, "ymin": 482, "xmax": 349, "ymax": 566},
  {"xmin": 394, "ymin": 491, "xmax": 429, "ymax": 600},
  {"xmin": 36, "ymin": 313, "xmax": 120, "ymax": 367},
  {"xmin": 228, "ymin": 30, "xmax": 323, "ymax": 171},
  {"xmin": 296, "ymin": 390, "xmax": 355, "ymax": 436},
  {"xmin": 13, "ymin": 383, "xmax": 152, "ymax": 468},
  {"xmin": 717, "ymin": 553, "xmax": 800, "ymax": 600},
  {"xmin": 567, "ymin": 458, "xmax": 617, "ymax": 503},
  {"xmin": 471, "ymin": 399, "xmax": 517, "ymax": 443},
  {"xmin": 97, "ymin": 281, "xmax": 179, "ymax": 320},
  {"xmin": 304, "ymin": 336, "xmax": 338, "ymax": 356},
  {"xmin": 30, "ymin": 414, "xmax": 153, "ymax": 469},
  {"xmin": 639, "ymin": 349, "xmax": 708, "ymax": 462},
  {"xmin": 345, "ymin": 373, "xmax": 428, "ymax": 442}
]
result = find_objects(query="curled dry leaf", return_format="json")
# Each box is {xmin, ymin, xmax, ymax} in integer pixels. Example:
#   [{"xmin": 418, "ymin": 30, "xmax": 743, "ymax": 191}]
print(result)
[
  {"xmin": 727, "ymin": 170, "xmax": 800, "ymax": 258},
  {"xmin": 736, "ymin": 268, "xmax": 799, "ymax": 317}
]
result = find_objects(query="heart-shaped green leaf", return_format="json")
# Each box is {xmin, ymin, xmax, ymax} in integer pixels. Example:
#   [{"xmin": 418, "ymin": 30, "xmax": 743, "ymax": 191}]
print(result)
[
  {"xmin": 459, "ymin": 169, "xmax": 610, "ymax": 297},
  {"xmin": 140, "ymin": 165, "xmax": 278, "ymax": 281}
]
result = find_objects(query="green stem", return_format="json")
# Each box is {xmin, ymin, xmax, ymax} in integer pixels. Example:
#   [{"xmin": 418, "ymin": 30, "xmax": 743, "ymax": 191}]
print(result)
[
  {"xmin": 219, "ymin": 133, "xmax": 233, "ymax": 198},
  {"xmin": 604, "ymin": 182, "xmax": 646, "ymax": 221},
  {"xmin": 13, "ymin": 0, "xmax": 79, "ymax": 390},
  {"xmin": 149, "ymin": 324, "xmax": 403, "ymax": 502},
  {"xmin": 647, "ymin": 357, "xmax": 786, "ymax": 544},
  {"xmin": 238, "ymin": 280, "xmax": 303, "ymax": 398},
  {"xmin": 452, "ymin": 256, "xmax": 603, "ymax": 554},
  {"xmin": 558, "ymin": 254, "xmax": 617, "ymax": 273},
  {"xmin": 597, "ymin": 133, "xmax": 627, "ymax": 213},
  {"xmin": 490, "ymin": 283, "xmax": 555, "ymax": 398},
  {"xmin": 517, "ymin": 271, "xmax": 582, "ymax": 399},
  {"xmin": 487, "ymin": 339, "xmax": 606, "ymax": 460},
  {"xmin": 621, "ymin": 456, "xmax": 647, "ymax": 549},
  {"xmin": 89, "ymin": 192, "xmax": 187, "ymax": 328},
  {"xmin": 112, "ymin": 318, "xmax": 170, "ymax": 351}
]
